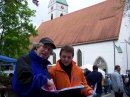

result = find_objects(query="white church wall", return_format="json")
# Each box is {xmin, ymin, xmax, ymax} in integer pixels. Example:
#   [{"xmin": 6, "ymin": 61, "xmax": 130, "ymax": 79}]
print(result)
[
  {"xmin": 48, "ymin": 3, "xmax": 68, "ymax": 20},
  {"xmin": 48, "ymin": 40, "xmax": 128, "ymax": 74},
  {"xmin": 54, "ymin": 3, "xmax": 68, "ymax": 18},
  {"xmin": 48, "ymin": 41, "xmax": 117, "ymax": 73},
  {"xmin": 114, "ymin": 41, "xmax": 125, "ymax": 74},
  {"xmin": 48, "ymin": 55, "xmax": 53, "ymax": 64},
  {"xmin": 48, "ymin": 3, "xmax": 56, "ymax": 13},
  {"xmin": 48, "ymin": 4, "xmax": 56, "ymax": 19},
  {"xmin": 73, "ymin": 41, "xmax": 115, "ymax": 73},
  {"xmin": 48, "ymin": 47, "xmax": 61, "ymax": 64},
  {"xmin": 48, "ymin": 18, "xmax": 130, "ymax": 74},
  {"xmin": 117, "ymin": 9, "xmax": 130, "ymax": 74},
  {"xmin": 48, "ymin": 0, "xmax": 55, "ymax": 8},
  {"xmin": 47, "ymin": 2, "xmax": 130, "ymax": 74},
  {"xmin": 56, "ymin": 3, "xmax": 68, "ymax": 13}
]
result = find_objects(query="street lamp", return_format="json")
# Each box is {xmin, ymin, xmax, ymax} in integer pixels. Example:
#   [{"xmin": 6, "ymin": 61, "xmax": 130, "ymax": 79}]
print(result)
[{"xmin": 121, "ymin": 39, "xmax": 130, "ymax": 74}]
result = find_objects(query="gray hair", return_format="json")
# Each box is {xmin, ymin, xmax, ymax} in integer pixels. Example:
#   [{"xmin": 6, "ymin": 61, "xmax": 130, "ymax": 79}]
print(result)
[
  {"xmin": 31, "ymin": 42, "xmax": 53, "ymax": 55},
  {"xmin": 31, "ymin": 42, "xmax": 43, "ymax": 51}
]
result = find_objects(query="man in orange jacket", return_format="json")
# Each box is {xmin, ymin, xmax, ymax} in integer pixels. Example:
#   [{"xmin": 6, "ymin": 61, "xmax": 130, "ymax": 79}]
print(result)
[{"xmin": 49, "ymin": 45, "xmax": 93, "ymax": 97}]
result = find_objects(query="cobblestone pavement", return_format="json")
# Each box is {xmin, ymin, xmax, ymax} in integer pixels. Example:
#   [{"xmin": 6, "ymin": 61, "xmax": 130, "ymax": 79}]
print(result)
[{"xmin": 102, "ymin": 91, "xmax": 128, "ymax": 97}]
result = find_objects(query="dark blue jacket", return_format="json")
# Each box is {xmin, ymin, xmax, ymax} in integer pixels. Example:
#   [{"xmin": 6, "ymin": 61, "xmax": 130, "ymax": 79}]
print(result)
[
  {"xmin": 86, "ymin": 70, "xmax": 102, "ymax": 94},
  {"xmin": 12, "ymin": 51, "xmax": 57, "ymax": 97}
]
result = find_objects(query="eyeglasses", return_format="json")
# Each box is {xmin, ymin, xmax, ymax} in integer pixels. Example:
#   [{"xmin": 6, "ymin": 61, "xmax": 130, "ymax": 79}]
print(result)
[{"xmin": 41, "ymin": 45, "xmax": 52, "ymax": 52}]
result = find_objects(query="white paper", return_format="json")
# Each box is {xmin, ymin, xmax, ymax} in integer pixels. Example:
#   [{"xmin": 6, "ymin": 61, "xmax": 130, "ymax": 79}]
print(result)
[
  {"xmin": 88, "ymin": 83, "xmax": 97, "ymax": 97},
  {"xmin": 42, "ymin": 85, "xmax": 87, "ymax": 93}
]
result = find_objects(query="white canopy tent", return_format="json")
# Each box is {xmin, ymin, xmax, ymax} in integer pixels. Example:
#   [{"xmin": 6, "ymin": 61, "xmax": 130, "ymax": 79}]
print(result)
[{"xmin": 80, "ymin": 64, "xmax": 105, "ymax": 79}]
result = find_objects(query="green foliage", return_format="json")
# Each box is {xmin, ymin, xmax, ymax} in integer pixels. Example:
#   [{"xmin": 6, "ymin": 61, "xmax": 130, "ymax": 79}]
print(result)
[
  {"xmin": 0, "ymin": 0, "xmax": 38, "ymax": 58},
  {"xmin": 1, "ymin": 66, "xmax": 5, "ymax": 72},
  {"xmin": 0, "ymin": 71, "xmax": 11, "ymax": 86},
  {"xmin": 115, "ymin": 0, "xmax": 130, "ymax": 12}
]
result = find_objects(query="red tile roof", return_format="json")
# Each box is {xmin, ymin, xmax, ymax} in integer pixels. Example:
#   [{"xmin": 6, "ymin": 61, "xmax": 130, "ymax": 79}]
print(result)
[{"xmin": 30, "ymin": 0, "xmax": 125, "ymax": 48}]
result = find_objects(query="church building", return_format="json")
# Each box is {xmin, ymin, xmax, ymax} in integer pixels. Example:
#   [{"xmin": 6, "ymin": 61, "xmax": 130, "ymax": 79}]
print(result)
[
  {"xmin": 30, "ymin": 0, "xmax": 130, "ymax": 74},
  {"xmin": 48, "ymin": 0, "xmax": 68, "ymax": 20}
]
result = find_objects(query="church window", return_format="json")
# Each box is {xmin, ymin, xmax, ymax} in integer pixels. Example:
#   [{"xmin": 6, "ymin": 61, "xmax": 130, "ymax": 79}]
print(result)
[
  {"xmin": 53, "ymin": 52, "xmax": 56, "ymax": 64},
  {"xmin": 94, "ymin": 57, "xmax": 107, "ymax": 73},
  {"xmin": 60, "ymin": 13, "xmax": 63, "ymax": 16},
  {"xmin": 77, "ymin": 49, "xmax": 82, "ymax": 67},
  {"xmin": 51, "ymin": 7, "xmax": 53, "ymax": 10},
  {"xmin": 51, "ymin": 14, "xmax": 53, "ymax": 20}
]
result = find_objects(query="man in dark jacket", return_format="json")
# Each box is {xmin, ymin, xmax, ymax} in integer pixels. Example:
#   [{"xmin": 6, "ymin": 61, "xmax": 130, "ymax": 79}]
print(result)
[
  {"xmin": 12, "ymin": 37, "xmax": 57, "ymax": 97},
  {"xmin": 84, "ymin": 68, "xmax": 91, "ymax": 77},
  {"xmin": 86, "ymin": 65, "xmax": 103, "ymax": 97}
]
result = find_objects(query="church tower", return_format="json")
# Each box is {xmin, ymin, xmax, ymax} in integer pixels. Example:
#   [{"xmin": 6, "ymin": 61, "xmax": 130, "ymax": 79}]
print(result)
[{"xmin": 48, "ymin": 0, "xmax": 68, "ymax": 20}]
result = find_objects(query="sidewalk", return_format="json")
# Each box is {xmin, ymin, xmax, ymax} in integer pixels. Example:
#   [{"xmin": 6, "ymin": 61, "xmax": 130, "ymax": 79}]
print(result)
[{"xmin": 102, "ymin": 90, "xmax": 128, "ymax": 97}]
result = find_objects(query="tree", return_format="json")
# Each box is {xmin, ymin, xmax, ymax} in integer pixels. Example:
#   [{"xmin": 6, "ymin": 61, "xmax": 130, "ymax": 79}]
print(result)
[
  {"xmin": 31, "ymin": 0, "xmax": 39, "ymax": 6},
  {"xmin": 116, "ymin": 0, "xmax": 130, "ymax": 14},
  {"xmin": 116, "ymin": 0, "xmax": 130, "ymax": 28},
  {"xmin": 17, "ymin": 0, "xmax": 39, "ymax": 6},
  {"xmin": 0, "ymin": 0, "xmax": 38, "ymax": 58}
]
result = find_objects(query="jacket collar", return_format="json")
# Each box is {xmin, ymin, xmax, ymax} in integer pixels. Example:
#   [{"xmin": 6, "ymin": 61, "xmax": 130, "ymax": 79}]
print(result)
[
  {"xmin": 29, "ymin": 50, "xmax": 50, "ymax": 67},
  {"xmin": 114, "ymin": 70, "xmax": 120, "ymax": 74},
  {"xmin": 55, "ymin": 60, "xmax": 76, "ymax": 71}
]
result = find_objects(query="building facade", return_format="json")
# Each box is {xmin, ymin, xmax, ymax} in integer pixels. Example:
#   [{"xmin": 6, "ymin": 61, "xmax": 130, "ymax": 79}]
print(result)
[
  {"xmin": 48, "ymin": 0, "xmax": 68, "ymax": 20},
  {"xmin": 30, "ymin": 0, "xmax": 130, "ymax": 74}
]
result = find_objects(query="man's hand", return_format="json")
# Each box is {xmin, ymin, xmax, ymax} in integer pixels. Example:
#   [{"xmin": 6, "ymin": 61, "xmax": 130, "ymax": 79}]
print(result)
[
  {"xmin": 118, "ymin": 90, "xmax": 123, "ymax": 94},
  {"xmin": 88, "ymin": 90, "xmax": 94, "ymax": 95},
  {"xmin": 46, "ymin": 79, "xmax": 56, "ymax": 90}
]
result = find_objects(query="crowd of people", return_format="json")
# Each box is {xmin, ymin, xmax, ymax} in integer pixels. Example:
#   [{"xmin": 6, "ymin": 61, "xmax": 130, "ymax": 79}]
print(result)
[
  {"xmin": 84, "ymin": 65, "xmax": 130, "ymax": 97},
  {"xmin": 10, "ymin": 37, "xmax": 130, "ymax": 97}
]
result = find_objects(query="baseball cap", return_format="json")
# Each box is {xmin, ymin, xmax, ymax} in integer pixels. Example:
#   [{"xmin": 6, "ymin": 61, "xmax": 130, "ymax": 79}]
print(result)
[{"xmin": 39, "ymin": 37, "xmax": 56, "ymax": 49}]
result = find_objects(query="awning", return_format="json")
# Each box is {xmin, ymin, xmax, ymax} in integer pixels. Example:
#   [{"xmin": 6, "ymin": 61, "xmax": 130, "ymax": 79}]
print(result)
[{"xmin": 0, "ymin": 55, "xmax": 17, "ymax": 63}]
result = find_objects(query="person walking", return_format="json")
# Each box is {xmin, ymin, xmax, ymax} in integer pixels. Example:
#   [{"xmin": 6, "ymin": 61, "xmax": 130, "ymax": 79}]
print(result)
[
  {"xmin": 111, "ymin": 65, "xmax": 124, "ymax": 97},
  {"xmin": 86, "ymin": 65, "xmax": 103, "ymax": 97},
  {"xmin": 84, "ymin": 68, "xmax": 91, "ymax": 80},
  {"xmin": 12, "ymin": 37, "xmax": 57, "ymax": 97},
  {"xmin": 104, "ymin": 75, "xmax": 108, "ymax": 94},
  {"xmin": 127, "ymin": 74, "xmax": 130, "ymax": 87},
  {"xmin": 124, "ymin": 73, "xmax": 130, "ymax": 97},
  {"xmin": 107, "ymin": 75, "xmax": 112, "ymax": 93},
  {"xmin": 84, "ymin": 68, "xmax": 91, "ymax": 77},
  {"xmin": 49, "ymin": 45, "xmax": 93, "ymax": 97}
]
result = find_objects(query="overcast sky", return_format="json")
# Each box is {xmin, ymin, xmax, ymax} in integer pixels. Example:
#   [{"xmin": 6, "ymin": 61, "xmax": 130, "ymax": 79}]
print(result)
[{"xmin": 28, "ymin": 0, "xmax": 105, "ymax": 28}]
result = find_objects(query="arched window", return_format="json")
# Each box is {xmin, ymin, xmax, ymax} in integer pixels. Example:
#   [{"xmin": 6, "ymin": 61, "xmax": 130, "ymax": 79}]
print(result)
[
  {"xmin": 51, "ymin": 14, "xmax": 53, "ymax": 20},
  {"xmin": 94, "ymin": 57, "xmax": 107, "ymax": 73},
  {"xmin": 53, "ymin": 52, "xmax": 56, "ymax": 64},
  {"xmin": 60, "ymin": 13, "xmax": 63, "ymax": 17},
  {"xmin": 77, "ymin": 49, "xmax": 82, "ymax": 67}
]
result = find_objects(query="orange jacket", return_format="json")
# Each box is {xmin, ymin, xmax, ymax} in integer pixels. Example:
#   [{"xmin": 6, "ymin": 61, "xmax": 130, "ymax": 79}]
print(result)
[{"xmin": 49, "ymin": 60, "xmax": 93, "ymax": 96}]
